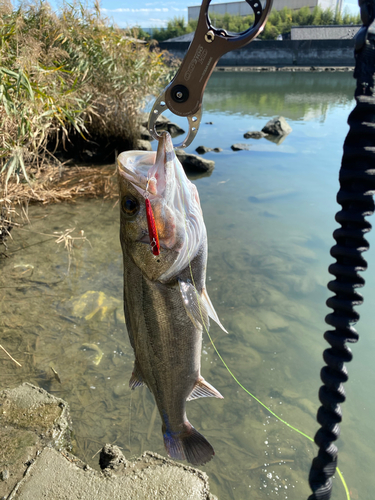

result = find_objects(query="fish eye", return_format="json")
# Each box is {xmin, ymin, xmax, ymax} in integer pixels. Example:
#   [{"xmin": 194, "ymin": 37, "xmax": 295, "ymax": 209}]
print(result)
[{"xmin": 121, "ymin": 195, "xmax": 139, "ymax": 218}]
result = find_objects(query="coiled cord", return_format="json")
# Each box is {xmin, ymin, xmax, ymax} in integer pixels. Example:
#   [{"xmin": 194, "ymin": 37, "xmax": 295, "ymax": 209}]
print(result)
[{"xmin": 308, "ymin": 3, "xmax": 375, "ymax": 498}]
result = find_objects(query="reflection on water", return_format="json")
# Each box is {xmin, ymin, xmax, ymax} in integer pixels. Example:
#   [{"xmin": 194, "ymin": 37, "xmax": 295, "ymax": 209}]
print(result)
[
  {"xmin": 1, "ymin": 72, "xmax": 375, "ymax": 500},
  {"xmin": 204, "ymin": 71, "xmax": 355, "ymax": 121}
]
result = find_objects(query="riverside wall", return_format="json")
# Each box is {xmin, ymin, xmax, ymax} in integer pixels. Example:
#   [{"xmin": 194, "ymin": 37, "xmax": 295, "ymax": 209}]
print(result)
[{"xmin": 159, "ymin": 39, "xmax": 356, "ymax": 67}]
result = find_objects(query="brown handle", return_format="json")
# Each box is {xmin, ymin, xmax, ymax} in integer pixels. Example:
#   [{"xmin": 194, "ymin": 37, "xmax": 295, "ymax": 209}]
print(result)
[{"xmin": 164, "ymin": 0, "xmax": 273, "ymax": 117}]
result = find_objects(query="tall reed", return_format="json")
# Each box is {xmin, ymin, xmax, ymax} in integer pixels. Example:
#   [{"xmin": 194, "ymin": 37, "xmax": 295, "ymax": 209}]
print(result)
[{"xmin": 0, "ymin": 0, "xmax": 168, "ymax": 186}]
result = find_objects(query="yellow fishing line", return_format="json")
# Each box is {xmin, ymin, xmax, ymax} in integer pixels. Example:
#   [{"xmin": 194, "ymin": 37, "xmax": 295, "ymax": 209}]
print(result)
[{"xmin": 174, "ymin": 154, "xmax": 350, "ymax": 499}]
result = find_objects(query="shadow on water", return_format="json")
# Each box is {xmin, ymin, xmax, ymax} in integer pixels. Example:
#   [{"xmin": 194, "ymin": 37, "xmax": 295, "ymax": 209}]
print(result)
[{"xmin": 1, "ymin": 72, "xmax": 374, "ymax": 500}]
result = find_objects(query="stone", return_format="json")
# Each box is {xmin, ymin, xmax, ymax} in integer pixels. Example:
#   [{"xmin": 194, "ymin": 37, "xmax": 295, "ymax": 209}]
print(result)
[
  {"xmin": 262, "ymin": 116, "xmax": 292, "ymax": 136},
  {"xmin": 99, "ymin": 444, "xmax": 127, "ymax": 470},
  {"xmin": 139, "ymin": 113, "xmax": 169, "ymax": 128},
  {"xmin": 138, "ymin": 125, "xmax": 152, "ymax": 141},
  {"xmin": 139, "ymin": 113, "xmax": 185, "ymax": 138},
  {"xmin": 166, "ymin": 123, "xmax": 185, "ymax": 137},
  {"xmin": 212, "ymin": 148, "xmax": 222, "ymax": 153},
  {"xmin": 0, "ymin": 470, "xmax": 9, "ymax": 481},
  {"xmin": 243, "ymin": 131, "xmax": 267, "ymax": 139},
  {"xmin": 175, "ymin": 149, "xmax": 215, "ymax": 174},
  {"xmin": 231, "ymin": 143, "xmax": 250, "ymax": 151},
  {"xmin": 136, "ymin": 139, "xmax": 152, "ymax": 151},
  {"xmin": 195, "ymin": 145, "xmax": 212, "ymax": 154}
]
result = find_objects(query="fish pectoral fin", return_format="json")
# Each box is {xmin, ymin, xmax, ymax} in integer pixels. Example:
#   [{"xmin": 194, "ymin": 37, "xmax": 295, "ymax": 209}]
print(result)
[
  {"xmin": 178, "ymin": 279, "xmax": 209, "ymax": 330},
  {"xmin": 187, "ymin": 378, "xmax": 224, "ymax": 401},
  {"xmin": 129, "ymin": 360, "xmax": 145, "ymax": 389},
  {"xmin": 201, "ymin": 287, "xmax": 228, "ymax": 333}
]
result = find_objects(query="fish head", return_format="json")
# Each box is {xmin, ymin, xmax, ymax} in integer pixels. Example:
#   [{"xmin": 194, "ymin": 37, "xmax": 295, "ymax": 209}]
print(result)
[{"xmin": 118, "ymin": 132, "xmax": 206, "ymax": 282}]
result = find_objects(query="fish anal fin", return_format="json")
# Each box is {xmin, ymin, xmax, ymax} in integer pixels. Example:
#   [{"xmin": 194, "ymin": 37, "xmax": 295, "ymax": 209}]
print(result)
[
  {"xmin": 187, "ymin": 378, "xmax": 224, "ymax": 401},
  {"xmin": 201, "ymin": 288, "xmax": 228, "ymax": 333},
  {"xmin": 129, "ymin": 360, "xmax": 145, "ymax": 389},
  {"xmin": 163, "ymin": 422, "xmax": 214, "ymax": 466},
  {"xmin": 178, "ymin": 279, "xmax": 209, "ymax": 330}
]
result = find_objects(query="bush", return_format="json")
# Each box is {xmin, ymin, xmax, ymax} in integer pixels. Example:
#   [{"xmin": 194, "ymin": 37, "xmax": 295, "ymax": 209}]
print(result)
[
  {"xmin": 0, "ymin": 0, "xmax": 169, "ymax": 185},
  {"xmin": 151, "ymin": 6, "xmax": 361, "ymax": 42}
]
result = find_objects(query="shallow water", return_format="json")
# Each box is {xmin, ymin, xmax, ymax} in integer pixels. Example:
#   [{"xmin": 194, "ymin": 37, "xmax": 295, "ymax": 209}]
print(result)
[{"xmin": 1, "ymin": 71, "xmax": 374, "ymax": 500}]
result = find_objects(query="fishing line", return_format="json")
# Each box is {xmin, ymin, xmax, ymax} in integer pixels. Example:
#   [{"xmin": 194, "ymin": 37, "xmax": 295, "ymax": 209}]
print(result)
[{"xmin": 171, "ymin": 152, "xmax": 350, "ymax": 499}]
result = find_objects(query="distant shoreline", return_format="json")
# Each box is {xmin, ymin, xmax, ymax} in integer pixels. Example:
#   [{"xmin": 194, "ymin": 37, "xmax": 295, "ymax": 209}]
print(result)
[{"xmin": 214, "ymin": 66, "xmax": 354, "ymax": 72}]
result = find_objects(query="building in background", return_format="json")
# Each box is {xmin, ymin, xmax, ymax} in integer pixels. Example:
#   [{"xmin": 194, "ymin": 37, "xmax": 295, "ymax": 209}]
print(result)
[{"xmin": 188, "ymin": 0, "xmax": 343, "ymax": 21}]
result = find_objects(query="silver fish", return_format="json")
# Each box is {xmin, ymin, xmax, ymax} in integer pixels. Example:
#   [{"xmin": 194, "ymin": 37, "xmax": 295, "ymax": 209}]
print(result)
[{"xmin": 117, "ymin": 132, "xmax": 226, "ymax": 465}]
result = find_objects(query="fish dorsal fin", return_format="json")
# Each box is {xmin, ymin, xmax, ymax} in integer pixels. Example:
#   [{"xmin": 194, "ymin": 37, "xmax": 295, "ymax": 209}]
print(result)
[
  {"xmin": 187, "ymin": 378, "xmax": 224, "ymax": 401},
  {"xmin": 178, "ymin": 279, "xmax": 209, "ymax": 330},
  {"xmin": 201, "ymin": 288, "xmax": 228, "ymax": 333},
  {"xmin": 129, "ymin": 360, "xmax": 145, "ymax": 389}
]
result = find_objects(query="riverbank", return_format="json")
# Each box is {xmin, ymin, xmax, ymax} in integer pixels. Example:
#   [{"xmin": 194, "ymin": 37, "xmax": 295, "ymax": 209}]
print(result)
[{"xmin": 0, "ymin": 383, "xmax": 217, "ymax": 500}]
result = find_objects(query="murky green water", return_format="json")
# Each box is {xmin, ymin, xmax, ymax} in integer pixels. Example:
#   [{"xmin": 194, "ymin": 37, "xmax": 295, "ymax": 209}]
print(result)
[{"xmin": 1, "ymin": 71, "xmax": 374, "ymax": 500}]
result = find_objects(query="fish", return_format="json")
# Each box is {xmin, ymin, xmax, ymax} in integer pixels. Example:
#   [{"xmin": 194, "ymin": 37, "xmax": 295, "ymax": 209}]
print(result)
[{"xmin": 117, "ymin": 132, "xmax": 227, "ymax": 466}]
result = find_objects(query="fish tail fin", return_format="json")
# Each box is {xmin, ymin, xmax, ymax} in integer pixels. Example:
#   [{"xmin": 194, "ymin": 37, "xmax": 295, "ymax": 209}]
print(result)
[{"xmin": 163, "ymin": 422, "xmax": 214, "ymax": 466}]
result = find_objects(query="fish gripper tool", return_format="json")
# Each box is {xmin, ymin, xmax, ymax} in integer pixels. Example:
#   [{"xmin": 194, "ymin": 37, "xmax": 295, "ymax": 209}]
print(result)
[{"xmin": 148, "ymin": 0, "xmax": 273, "ymax": 148}]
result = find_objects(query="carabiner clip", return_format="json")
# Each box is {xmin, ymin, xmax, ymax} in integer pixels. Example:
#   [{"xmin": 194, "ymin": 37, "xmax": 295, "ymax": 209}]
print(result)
[{"xmin": 148, "ymin": 0, "xmax": 273, "ymax": 148}]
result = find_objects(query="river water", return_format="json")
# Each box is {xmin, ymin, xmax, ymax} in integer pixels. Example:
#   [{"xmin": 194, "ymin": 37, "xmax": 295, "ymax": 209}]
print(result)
[{"xmin": 1, "ymin": 71, "xmax": 374, "ymax": 500}]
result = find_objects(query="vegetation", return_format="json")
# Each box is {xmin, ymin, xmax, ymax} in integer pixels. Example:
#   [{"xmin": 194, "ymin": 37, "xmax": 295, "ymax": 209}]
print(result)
[
  {"xmin": 151, "ymin": 7, "xmax": 361, "ymax": 42},
  {"xmin": 0, "ymin": 0, "xmax": 169, "ymax": 190}
]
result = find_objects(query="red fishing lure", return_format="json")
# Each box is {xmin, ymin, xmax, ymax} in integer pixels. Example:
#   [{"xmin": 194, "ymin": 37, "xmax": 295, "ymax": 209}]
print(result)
[{"xmin": 145, "ymin": 198, "xmax": 160, "ymax": 256}]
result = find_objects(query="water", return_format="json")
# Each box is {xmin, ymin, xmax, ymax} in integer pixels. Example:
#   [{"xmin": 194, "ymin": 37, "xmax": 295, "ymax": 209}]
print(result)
[{"xmin": 1, "ymin": 71, "xmax": 373, "ymax": 500}]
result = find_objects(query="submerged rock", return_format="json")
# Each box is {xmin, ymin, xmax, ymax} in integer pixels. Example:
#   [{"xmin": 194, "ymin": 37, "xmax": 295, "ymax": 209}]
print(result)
[
  {"xmin": 262, "ymin": 116, "xmax": 292, "ymax": 136},
  {"xmin": 175, "ymin": 149, "xmax": 215, "ymax": 174},
  {"xmin": 231, "ymin": 143, "xmax": 250, "ymax": 151}
]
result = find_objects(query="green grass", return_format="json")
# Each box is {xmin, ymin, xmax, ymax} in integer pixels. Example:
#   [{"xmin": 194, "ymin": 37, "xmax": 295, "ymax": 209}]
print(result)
[{"xmin": 150, "ymin": 7, "xmax": 361, "ymax": 42}]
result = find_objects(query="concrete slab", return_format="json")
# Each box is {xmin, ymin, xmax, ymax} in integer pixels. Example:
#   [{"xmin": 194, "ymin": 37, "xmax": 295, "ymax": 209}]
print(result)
[
  {"xmin": 11, "ymin": 448, "xmax": 215, "ymax": 500},
  {"xmin": 0, "ymin": 384, "xmax": 217, "ymax": 500},
  {"xmin": 0, "ymin": 383, "xmax": 71, "ymax": 499}
]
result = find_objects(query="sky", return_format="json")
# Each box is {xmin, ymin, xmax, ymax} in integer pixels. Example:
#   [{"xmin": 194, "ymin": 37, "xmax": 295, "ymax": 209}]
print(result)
[{"xmin": 46, "ymin": 0, "xmax": 360, "ymax": 28}]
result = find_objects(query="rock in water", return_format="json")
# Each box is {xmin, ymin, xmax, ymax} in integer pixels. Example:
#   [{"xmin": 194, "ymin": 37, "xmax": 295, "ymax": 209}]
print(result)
[
  {"xmin": 175, "ymin": 149, "xmax": 215, "ymax": 173},
  {"xmin": 195, "ymin": 146, "xmax": 212, "ymax": 154},
  {"xmin": 231, "ymin": 143, "xmax": 250, "ymax": 151},
  {"xmin": 262, "ymin": 116, "xmax": 292, "ymax": 136}
]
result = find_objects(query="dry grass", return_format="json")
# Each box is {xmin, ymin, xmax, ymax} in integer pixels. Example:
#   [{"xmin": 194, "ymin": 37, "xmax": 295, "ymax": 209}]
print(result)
[{"xmin": 3, "ymin": 164, "xmax": 119, "ymax": 204}]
